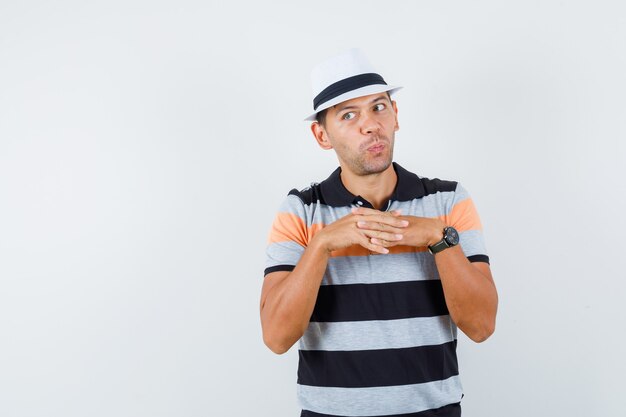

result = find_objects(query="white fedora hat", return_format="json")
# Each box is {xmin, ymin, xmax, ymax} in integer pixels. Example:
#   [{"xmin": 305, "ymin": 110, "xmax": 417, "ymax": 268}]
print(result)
[{"xmin": 304, "ymin": 48, "xmax": 402, "ymax": 121}]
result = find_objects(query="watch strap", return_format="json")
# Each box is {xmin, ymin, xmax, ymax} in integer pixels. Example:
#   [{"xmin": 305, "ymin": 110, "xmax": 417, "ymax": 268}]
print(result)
[
  {"xmin": 428, "ymin": 239, "xmax": 450, "ymax": 254},
  {"xmin": 428, "ymin": 226, "xmax": 459, "ymax": 255}
]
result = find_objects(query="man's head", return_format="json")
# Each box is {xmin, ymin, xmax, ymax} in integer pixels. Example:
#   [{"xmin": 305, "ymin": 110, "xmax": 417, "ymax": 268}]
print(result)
[{"xmin": 306, "ymin": 49, "xmax": 402, "ymax": 176}]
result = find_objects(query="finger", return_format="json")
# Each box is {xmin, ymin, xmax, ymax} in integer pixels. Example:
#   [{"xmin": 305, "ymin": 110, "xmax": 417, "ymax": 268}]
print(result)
[
  {"xmin": 358, "ymin": 236, "xmax": 389, "ymax": 254},
  {"xmin": 352, "ymin": 207, "xmax": 380, "ymax": 216},
  {"xmin": 352, "ymin": 207, "xmax": 403, "ymax": 220},
  {"xmin": 357, "ymin": 214, "xmax": 409, "ymax": 228},
  {"xmin": 356, "ymin": 220, "xmax": 406, "ymax": 233},
  {"xmin": 370, "ymin": 237, "xmax": 401, "ymax": 248},
  {"xmin": 360, "ymin": 229, "xmax": 404, "ymax": 241},
  {"xmin": 364, "ymin": 221, "xmax": 388, "ymax": 231},
  {"xmin": 353, "ymin": 207, "xmax": 404, "ymax": 218}
]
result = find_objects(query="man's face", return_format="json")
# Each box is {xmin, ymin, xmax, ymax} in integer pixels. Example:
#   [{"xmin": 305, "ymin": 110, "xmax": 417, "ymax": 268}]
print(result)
[{"xmin": 312, "ymin": 93, "xmax": 399, "ymax": 176}]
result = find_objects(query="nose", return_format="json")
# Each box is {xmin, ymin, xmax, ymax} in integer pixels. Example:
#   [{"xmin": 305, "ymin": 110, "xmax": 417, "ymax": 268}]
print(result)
[{"xmin": 359, "ymin": 112, "xmax": 380, "ymax": 136}]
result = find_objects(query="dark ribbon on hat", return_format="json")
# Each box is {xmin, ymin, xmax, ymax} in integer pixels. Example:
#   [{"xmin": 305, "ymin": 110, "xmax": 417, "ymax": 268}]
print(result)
[{"xmin": 313, "ymin": 73, "xmax": 387, "ymax": 111}]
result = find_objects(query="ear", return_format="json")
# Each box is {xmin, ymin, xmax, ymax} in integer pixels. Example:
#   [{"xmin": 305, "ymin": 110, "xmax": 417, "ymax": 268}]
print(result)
[
  {"xmin": 391, "ymin": 100, "xmax": 400, "ymax": 132},
  {"xmin": 311, "ymin": 122, "xmax": 333, "ymax": 150}
]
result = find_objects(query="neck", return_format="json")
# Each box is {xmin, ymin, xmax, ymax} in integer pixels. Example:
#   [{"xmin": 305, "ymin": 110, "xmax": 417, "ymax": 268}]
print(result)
[{"xmin": 340, "ymin": 164, "xmax": 397, "ymax": 210}]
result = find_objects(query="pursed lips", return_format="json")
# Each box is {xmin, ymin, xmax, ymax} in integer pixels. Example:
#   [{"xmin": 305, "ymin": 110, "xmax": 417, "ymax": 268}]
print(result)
[
  {"xmin": 366, "ymin": 142, "xmax": 386, "ymax": 153},
  {"xmin": 361, "ymin": 133, "xmax": 390, "ymax": 153}
]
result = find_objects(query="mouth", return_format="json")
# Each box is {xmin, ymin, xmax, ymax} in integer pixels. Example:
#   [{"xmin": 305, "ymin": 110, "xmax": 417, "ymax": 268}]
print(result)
[{"xmin": 367, "ymin": 143, "xmax": 386, "ymax": 153}]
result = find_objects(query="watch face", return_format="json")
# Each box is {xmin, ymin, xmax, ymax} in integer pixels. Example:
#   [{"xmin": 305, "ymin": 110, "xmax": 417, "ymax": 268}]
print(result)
[{"xmin": 444, "ymin": 227, "xmax": 460, "ymax": 245}]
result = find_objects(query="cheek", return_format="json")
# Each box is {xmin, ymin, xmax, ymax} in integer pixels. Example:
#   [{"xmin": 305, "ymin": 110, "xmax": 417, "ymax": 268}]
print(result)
[
  {"xmin": 387, "ymin": 115, "xmax": 399, "ymax": 131},
  {"xmin": 332, "ymin": 123, "xmax": 353, "ymax": 135}
]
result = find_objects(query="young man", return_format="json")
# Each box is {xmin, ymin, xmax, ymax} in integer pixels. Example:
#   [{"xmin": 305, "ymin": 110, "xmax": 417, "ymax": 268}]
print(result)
[{"xmin": 260, "ymin": 49, "xmax": 498, "ymax": 417}]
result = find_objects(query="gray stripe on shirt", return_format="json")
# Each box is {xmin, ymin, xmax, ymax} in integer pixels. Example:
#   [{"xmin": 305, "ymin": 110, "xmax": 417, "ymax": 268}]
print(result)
[
  {"xmin": 459, "ymin": 229, "xmax": 488, "ymax": 258},
  {"xmin": 297, "ymin": 375, "xmax": 463, "ymax": 416},
  {"xmin": 299, "ymin": 315, "xmax": 457, "ymax": 351},
  {"xmin": 265, "ymin": 240, "xmax": 304, "ymax": 269},
  {"xmin": 322, "ymin": 252, "xmax": 440, "ymax": 285}
]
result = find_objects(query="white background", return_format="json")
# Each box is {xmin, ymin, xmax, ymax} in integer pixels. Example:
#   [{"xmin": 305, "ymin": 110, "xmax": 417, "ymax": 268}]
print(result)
[{"xmin": 1, "ymin": 1, "xmax": 624, "ymax": 416}]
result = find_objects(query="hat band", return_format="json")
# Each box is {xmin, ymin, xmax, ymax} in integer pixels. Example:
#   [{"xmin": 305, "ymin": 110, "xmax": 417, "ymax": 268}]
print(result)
[{"xmin": 313, "ymin": 73, "xmax": 387, "ymax": 111}]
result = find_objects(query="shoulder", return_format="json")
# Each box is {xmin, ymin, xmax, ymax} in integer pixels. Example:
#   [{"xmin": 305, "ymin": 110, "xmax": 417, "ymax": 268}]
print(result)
[
  {"xmin": 393, "ymin": 163, "xmax": 460, "ymax": 201},
  {"xmin": 417, "ymin": 177, "xmax": 474, "ymax": 210},
  {"xmin": 286, "ymin": 182, "xmax": 326, "ymax": 206},
  {"xmin": 418, "ymin": 176, "xmax": 459, "ymax": 196},
  {"xmin": 270, "ymin": 183, "xmax": 324, "ymax": 221}
]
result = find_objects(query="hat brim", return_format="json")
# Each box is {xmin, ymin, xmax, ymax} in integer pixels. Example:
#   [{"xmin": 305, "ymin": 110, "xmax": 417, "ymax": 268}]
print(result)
[{"xmin": 304, "ymin": 84, "xmax": 402, "ymax": 121}]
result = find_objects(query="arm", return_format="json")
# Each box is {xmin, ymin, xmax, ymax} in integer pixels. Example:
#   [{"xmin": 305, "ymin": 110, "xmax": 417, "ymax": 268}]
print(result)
[
  {"xmin": 433, "ymin": 245, "xmax": 497, "ymax": 342},
  {"xmin": 260, "ymin": 236, "xmax": 329, "ymax": 355},
  {"xmin": 260, "ymin": 210, "xmax": 409, "ymax": 354},
  {"xmin": 356, "ymin": 208, "xmax": 498, "ymax": 343}
]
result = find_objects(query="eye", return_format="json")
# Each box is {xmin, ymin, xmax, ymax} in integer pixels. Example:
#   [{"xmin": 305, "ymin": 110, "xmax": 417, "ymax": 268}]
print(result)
[
  {"xmin": 373, "ymin": 103, "xmax": 386, "ymax": 111},
  {"xmin": 342, "ymin": 112, "xmax": 356, "ymax": 120}
]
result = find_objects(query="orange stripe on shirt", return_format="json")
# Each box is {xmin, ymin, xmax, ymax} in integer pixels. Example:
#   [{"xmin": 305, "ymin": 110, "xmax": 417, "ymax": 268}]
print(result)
[
  {"xmin": 269, "ymin": 198, "xmax": 481, "ymax": 251},
  {"xmin": 330, "ymin": 245, "xmax": 428, "ymax": 258},
  {"xmin": 267, "ymin": 212, "xmax": 324, "ymax": 246},
  {"xmin": 268, "ymin": 212, "xmax": 429, "ymax": 256},
  {"xmin": 439, "ymin": 198, "xmax": 482, "ymax": 232}
]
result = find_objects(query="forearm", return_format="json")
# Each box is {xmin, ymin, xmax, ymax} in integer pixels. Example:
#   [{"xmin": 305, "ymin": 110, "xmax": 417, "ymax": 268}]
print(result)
[
  {"xmin": 434, "ymin": 245, "xmax": 498, "ymax": 342},
  {"xmin": 261, "ymin": 236, "xmax": 330, "ymax": 354}
]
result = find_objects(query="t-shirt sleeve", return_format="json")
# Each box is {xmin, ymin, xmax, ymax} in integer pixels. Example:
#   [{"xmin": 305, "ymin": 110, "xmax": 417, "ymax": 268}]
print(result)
[
  {"xmin": 264, "ymin": 193, "xmax": 309, "ymax": 276},
  {"xmin": 444, "ymin": 183, "xmax": 490, "ymax": 264}
]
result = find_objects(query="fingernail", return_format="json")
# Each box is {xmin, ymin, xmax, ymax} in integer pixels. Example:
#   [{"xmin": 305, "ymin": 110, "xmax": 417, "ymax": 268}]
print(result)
[
  {"xmin": 358, "ymin": 221, "xmax": 366, "ymax": 226},
  {"xmin": 395, "ymin": 234, "xmax": 403, "ymax": 240},
  {"xmin": 381, "ymin": 248, "xmax": 389, "ymax": 254},
  {"xmin": 401, "ymin": 220, "xmax": 409, "ymax": 226}
]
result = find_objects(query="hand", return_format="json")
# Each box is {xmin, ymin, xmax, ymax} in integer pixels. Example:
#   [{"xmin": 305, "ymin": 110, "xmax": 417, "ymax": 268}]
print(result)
[
  {"xmin": 312, "ymin": 207, "xmax": 410, "ymax": 255},
  {"xmin": 353, "ymin": 207, "xmax": 445, "ymax": 249}
]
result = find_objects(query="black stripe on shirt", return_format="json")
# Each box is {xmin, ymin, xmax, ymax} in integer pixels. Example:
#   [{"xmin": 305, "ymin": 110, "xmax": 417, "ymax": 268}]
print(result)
[
  {"xmin": 264, "ymin": 265, "xmax": 295, "ymax": 276},
  {"xmin": 310, "ymin": 280, "xmax": 449, "ymax": 323},
  {"xmin": 291, "ymin": 163, "xmax": 459, "ymax": 207},
  {"xmin": 467, "ymin": 254, "xmax": 490, "ymax": 264},
  {"xmin": 301, "ymin": 402, "xmax": 461, "ymax": 417},
  {"xmin": 298, "ymin": 340, "xmax": 459, "ymax": 388}
]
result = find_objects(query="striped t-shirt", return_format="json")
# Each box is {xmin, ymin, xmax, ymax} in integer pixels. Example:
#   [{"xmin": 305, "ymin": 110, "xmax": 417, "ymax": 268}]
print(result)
[{"xmin": 264, "ymin": 162, "xmax": 489, "ymax": 417}]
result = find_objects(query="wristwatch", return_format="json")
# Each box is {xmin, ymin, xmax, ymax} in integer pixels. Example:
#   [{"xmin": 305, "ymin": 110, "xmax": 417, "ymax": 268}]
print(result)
[{"xmin": 428, "ymin": 226, "xmax": 460, "ymax": 254}]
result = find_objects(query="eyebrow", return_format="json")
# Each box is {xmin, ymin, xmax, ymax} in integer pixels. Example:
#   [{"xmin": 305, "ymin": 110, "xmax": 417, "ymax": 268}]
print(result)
[{"xmin": 334, "ymin": 94, "xmax": 390, "ymax": 114}]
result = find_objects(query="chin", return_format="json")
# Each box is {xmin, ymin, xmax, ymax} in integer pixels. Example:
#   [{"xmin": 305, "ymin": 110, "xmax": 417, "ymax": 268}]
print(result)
[{"xmin": 361, "ymin": 158, "xmax": 393, "ymax": 175}]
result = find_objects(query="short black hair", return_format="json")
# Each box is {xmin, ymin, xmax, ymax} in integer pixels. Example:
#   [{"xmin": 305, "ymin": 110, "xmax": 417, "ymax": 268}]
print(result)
[
  {"xmin": 315, "ymin": 91, "xmax": 392, "ymax": 127},
  {"xmin": 316, "ymin": 108, "xmax": 329, "ymax": 126}
]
